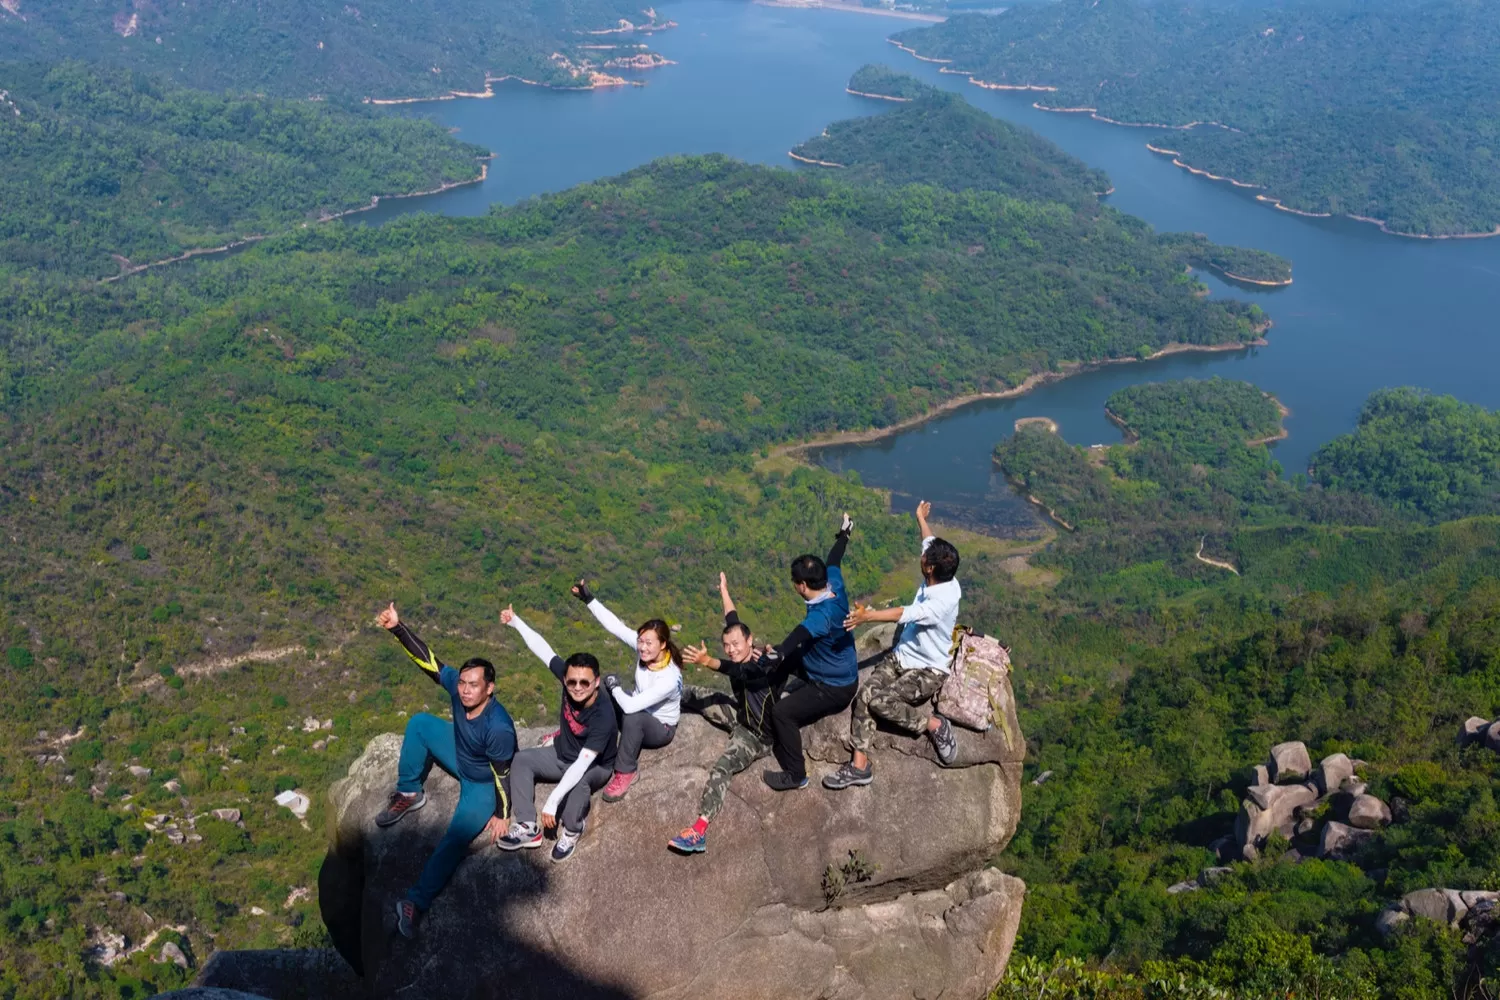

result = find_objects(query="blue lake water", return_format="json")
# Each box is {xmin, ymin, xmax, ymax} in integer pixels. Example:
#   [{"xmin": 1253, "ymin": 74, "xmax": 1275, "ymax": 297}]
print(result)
[{"xmin": 364, "ymin": 0, "xmax": 1500, "ymax": 532}]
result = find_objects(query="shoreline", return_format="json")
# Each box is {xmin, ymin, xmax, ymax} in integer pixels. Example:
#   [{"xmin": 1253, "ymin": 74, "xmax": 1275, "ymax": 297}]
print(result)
[
  {"xmin": 772, "ymin": 338, "xmax": 1267, "ymax": 458},
  {"xmin": 759, "ymin": 0, "xmax": 945, "ymax": 20},
  {"xmin": 101, "ymin": 159, "xmax": 492, "ymax": 283},
  {"xmin": 788, "ymin": 150, "xmax": 845, "ymax": 167},
  {"xmin": 887, "ymin": 44, "xmax": 1499, "ymax": 240},
  {"xmin": 846, "ymin": 88, "xmax": 911, "ymax": 102},
  {"xmin": 1014, "ymin": 416, "xmax": 1059, "ymax": 434}
]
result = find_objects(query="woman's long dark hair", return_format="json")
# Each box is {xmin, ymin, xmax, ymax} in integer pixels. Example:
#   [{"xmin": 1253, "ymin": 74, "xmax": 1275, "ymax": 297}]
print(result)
[{"xmin": 637, "ymin": 618, "xmax": 682, "ymax": 666}]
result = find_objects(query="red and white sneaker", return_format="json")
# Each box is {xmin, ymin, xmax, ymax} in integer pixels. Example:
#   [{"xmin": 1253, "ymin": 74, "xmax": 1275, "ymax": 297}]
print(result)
[{"xmin": 601, "ymin": 770, "xmax": 638, "ymax": 802}]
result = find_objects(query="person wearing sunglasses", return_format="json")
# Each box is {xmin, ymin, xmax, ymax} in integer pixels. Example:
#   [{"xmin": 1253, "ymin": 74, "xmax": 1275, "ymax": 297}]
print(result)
[
  {"xmin": 373, "ymin": 602, "xmax": 516, "ymax": 938},
  {"xmin": 497, "ymin": 604, "xmax": 618, "ymax": 863}
]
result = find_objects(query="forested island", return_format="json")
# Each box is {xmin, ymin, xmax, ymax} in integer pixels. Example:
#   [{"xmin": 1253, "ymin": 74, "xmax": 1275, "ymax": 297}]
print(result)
[
  {"xmin": 891, "ymin": 0, "xmax": 1500, "ymax": 237},
  {"xmin": 0, "ymin": 0, "xmax": 673, "ymax": 99},
  {"xmin": 0, "ymin": 62, "xmax": 488, "ymax": 280}
]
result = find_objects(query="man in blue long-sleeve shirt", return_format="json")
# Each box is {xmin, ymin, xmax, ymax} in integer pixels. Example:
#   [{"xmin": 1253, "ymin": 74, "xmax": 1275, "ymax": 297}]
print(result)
[
  {"xmin": 374, "ymin": 603, "xmax": 516, "ymax": 939},
  {"xmin": 761, "ymin": 513, "xmax": 861, "ymax": 791}
]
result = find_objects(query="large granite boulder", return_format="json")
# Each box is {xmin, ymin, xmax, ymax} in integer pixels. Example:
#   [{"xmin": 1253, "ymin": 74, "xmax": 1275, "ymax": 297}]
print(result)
[
  {"xmin": 316, "ymin": 653, "xmax": 1027, "ymax": 1000},
  {"xmin": 1267, "ymin": 741, "xmax": 1311, "ymax": 784}
]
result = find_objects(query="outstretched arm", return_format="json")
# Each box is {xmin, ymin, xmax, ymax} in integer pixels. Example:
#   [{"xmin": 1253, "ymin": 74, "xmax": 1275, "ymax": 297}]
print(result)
[
  {"xmin": 377, "ymin": 603, "xmax": 446, "ymax": 687},
  {"xmin": 915, "ymin": 500, "xmax": 934, "ymax": 547},
  {"xmin": 826, "ymin": 512, "xmax": 853, "ymax": 568},
  {"xmin": 501, "ymin": 605, "xmax": 564, "ymax": 675},
  {"xmin": 573, "ymin": 580, "xmax": 640, "ymax": 652}
]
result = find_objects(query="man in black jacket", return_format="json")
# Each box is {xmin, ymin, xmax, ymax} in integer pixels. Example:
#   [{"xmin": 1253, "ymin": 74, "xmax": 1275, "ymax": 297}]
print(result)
[{"xmin": 672, "ymin": 573, "xmax": 785, "ymax": 854}]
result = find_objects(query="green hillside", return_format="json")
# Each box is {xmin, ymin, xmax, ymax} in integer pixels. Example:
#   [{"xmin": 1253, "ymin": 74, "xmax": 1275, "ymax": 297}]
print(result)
[
  {"xmin": 0, "ymin": 62, "xmax": 488, "ymax": 280},
  {"xmin": 0, "ymin": 0, "xmax": 671, "ymax": 99},
  {"xmin": 892, "ymin": 0, "xmax": 1500, "ymax": 236}
]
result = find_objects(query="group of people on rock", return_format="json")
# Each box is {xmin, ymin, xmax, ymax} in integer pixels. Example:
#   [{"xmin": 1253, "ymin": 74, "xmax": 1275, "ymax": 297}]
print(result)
[{"xmin": 374, "ymin": 502, "xmax": 964, "ymax": 938}]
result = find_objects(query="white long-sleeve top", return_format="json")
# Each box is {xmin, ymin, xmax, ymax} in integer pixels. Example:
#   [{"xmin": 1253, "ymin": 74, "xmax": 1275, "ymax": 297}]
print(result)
[
  {"xmin": 894, "ymin": 536, "xmax": 962, "ymax": 674},
  {"xmin": 586, "ymin": 598, "xmax": 682, "ymax": 726}
]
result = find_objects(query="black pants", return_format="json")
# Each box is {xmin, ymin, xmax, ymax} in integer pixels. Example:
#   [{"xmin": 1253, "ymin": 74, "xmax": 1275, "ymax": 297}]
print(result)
[
  {"xmin": 770, "ymin": 679, "xmax": 858, "ymax": 781},
  {"xmin": 616, "ymin": 711, "xmax": 675, "ymax": 774}
]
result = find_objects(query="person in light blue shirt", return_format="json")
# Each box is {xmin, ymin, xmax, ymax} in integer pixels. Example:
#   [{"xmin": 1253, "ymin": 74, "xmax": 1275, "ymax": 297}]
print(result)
[
  {"xmin": 761, "ymin": 513, "xmax": 861, "ymax": 791},
  {"xmin": 825, "ymin": 500, "xmax": 962, "ymax": 790}
]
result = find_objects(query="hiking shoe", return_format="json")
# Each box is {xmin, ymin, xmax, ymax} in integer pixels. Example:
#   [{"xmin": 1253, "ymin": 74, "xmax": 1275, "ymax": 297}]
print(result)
[
  {"xmin": 602, "ymin": 770, "xmax": 638, "ymax": 802},
  {"xmin": 669, "ymin": 827, "xmax": 708, "ymax": 854},
  {"xmin": 375, "ymin": 791, "xmax": 426, "ymax": 828},
  {"xmin": 552, "ymin": 825, "xmax": 582, "ymax": 863},
  {"xmin": 822, "ymin": 760, "xmax": 873, "ymax": 790},
  {"xmin": 393, "ymin": 899, "xmax": 419, "ymax": 939},
  {"xmin": 762, "ymin": 770, "xmax": 809, "ymax": 792},
  {"xmin": 497, "ymin": 821, "xmax": 543, "ymax": 851},
  {"xmin": 930, "ymin": 716, "xmax": 958, "ymax": 766}
]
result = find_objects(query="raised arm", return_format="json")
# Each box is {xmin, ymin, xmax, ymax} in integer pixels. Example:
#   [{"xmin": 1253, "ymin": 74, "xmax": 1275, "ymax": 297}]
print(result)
[
  {"xmin": 719, "ymin": 572, "xmax": 737, "ymax": 620},
  {"xmin": 377, "ymin": 603, "xmax": 446, "ymax": 687},
  {"xmin": 826, "ymin": 512, "xmax": 853, "ymax": 568},
  {"xmin": 573, "ymin": 579, "xmax": 639, "ymax": 652},
  {"xmin": 501, "ymin": 605, "xmax": 564, "ymax": 675},
  {"xmin": 915, "ymin": 500, "xmax": 935, "ymax": 548}
]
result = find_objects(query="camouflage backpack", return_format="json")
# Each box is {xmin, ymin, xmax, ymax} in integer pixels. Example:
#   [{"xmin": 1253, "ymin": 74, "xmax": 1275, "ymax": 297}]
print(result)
[{"xmin": 936, "ymin": 626, "xmax": 1011, "ymax": 732}]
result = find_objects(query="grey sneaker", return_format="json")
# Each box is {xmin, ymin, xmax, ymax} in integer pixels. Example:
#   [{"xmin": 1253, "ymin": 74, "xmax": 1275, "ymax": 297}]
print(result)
[
  {"xmin": 930, "ymin": 716, "xmax": 958, "ymax": 766},
  {"xmin": 497, "ymin": 821, "xmax": 543, "ymax": 851},
  {"xmin": 822, "ymin": 760, "xmax": 873, "ymax": 790},
  {"xmin": 375, "ymin": 791, "xmax": 426, "ymax": 828},
  {"xmin": 551, "ymin": 823, "xmax": 583, "ymax": 863},
  {"xmin": 393, "ymin": 899, "xmax": 419, "ymax": 939}
]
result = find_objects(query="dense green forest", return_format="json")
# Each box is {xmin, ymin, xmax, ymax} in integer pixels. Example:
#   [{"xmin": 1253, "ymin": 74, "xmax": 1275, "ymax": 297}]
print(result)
[
  {"xmin": 792, "ymin": 72, "xmax": 1290, "ymax": 284},
  {"xmin": 0, "ymin": 62, "xmax": 487, "ymax": 280},
  {"xmin": 1155, "ymin": 232, "xmax": 1293, "ymax": 286},
  {"xmin": 846, "ymin": 63, "xmax": 937, "ymax": 101},
  {"xmin": 990, "ymin": 381, "xmax": 1500, "ymax": 996},
  {"xmin": 794, "ymin": 68, "xmax": 1110, "ymax": 209},
  {"xmin": 1311, "ymin": 388, "xmax": 1500, "ymax": 523},
  {"xmin": 0, "ymin": 154, "xmax": 1268, "ymax": 997},
  {"xmin": 0, "ymin": 0, "xmax": 670, "ymax": 99},
  {"xmin": 891, "ymin": 0, "xmax": 1500, "ymax": 236}
]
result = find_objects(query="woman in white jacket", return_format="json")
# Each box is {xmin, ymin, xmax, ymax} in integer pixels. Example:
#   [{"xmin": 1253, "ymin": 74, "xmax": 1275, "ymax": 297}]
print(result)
[{"xmin": 572, "ymin": 579, "xmax": 683, "ymax": 802}]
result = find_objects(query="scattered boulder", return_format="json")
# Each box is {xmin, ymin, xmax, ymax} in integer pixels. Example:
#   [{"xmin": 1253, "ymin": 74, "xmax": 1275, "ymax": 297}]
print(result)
[
  {"xmin": 1318, "ymin": 821, "xmax": 1374, "ymax": 860},
  {"xmin": 1031, "ymin": 770, "xmax": 1053, "ymax": 787},
  {"xmin": 274, "ymin": 790, "xmax": 310, "ymax": 820},
  {"xmin": 163, "ymin": 779, "xmax": 182, "ymax": 794},
  {"xmin": 1166, "ymin": 879, "xmax": 1197, "ymax": 894},
  {"xmin": 211, "ymin": 808, "xmax": 242, "ymax": 824},
  {"xmin": 1376, "ymin": 887, "xmax": 1500, "ymax": 937},
  {"xmin": 1268, "ymin": 741, "xmax": 1311, "ymax": 784},
  {"xmin": 158, "ymin": 941, "xmax": 190, "ymax": 969},
  {"xmin": 1314, "ymin": 753, "xmax": 1354, "ymax": 796},
  {"xmin": 1459, "ymin": 716, "xmax": 1489, "ymax": 746},
  {"xmin": 311, "ymin": 648, "xmax": 1027, "ymax": 1000},
  {"xmin": 1348, "ymin": 794, "xmax": 1393, "ymax": 830},
  {"xmin": 128, "ymin": 765, "xmax": 152, "ymax": 779}
]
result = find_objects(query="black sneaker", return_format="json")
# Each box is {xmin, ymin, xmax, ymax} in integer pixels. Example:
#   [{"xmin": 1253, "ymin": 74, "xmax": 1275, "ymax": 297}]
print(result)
[
  {"xmin": 762, "ymin": 770, "xmax": 809, "ymax": 792},
  {"xmin": 393, "ymin": 899, "xmax": 419, "ymax": 939},
  {"xmin": 930, "ymin": 716, "xmax": 958, "ymax": 766},
  {"xmin": 551, "ymin": 823, "xmax": 583, "ymax": 863},
  {"xmin": 822, "ymin": 760, "xmax": 873, "ymax": 790},
  {"xmin": 375, "ymin": 791, "xmax": 426, "ymax": 828}
]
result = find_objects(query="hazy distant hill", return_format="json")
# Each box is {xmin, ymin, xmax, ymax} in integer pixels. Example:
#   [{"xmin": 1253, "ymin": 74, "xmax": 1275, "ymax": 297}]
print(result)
[
  {"xmin": 0, "ymin": 0, "xmax": 672, "ymax": 99},
  {"xmin": 892, "ymin": 0, "xmax": 1500, "ymax": 236}
]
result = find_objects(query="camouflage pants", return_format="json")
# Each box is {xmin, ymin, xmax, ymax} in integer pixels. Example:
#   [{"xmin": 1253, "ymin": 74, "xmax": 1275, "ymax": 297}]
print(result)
[
  {"xmin": 682, "ymin": 684, "xmax": 738, "ymax": 733},
  {"xmin": 699, "ymin": 725, "xmax": 771, "ymax": 821},
  {"xmin": 849, "ymin": 651, "xmax": 945, "ymax": 752}
]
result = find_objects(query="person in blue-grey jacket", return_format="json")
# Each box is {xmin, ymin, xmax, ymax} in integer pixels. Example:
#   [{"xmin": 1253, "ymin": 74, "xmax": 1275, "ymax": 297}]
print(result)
[
  {"xmin": 760, "ymin": 513, "xmax": 860, "ymax": 791},
  {"xmin": 374, "ymin": 602, "xmax": 516, "ymax": 939}
]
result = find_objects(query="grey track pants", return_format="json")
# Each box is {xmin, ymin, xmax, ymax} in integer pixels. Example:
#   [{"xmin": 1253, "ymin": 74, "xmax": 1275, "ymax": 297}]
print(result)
[
  {"xmin": 616, "ymin": 711, "xmax": 675, "ymax": 774},
  {"xmin": 509, "ymin": 746, "xmax": 612, "ymax": 833}
]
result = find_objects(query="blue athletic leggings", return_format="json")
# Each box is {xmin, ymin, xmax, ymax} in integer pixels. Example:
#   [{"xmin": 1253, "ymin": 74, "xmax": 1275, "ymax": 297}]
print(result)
[{"xmin": 396, "ymin": 712, "xmax": 498, "ymax": 911}]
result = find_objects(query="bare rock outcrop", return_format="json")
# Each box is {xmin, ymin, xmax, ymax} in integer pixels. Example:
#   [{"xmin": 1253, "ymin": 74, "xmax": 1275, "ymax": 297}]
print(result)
[
  {"xmin": 1227, "ymin": 743, "xmax": 1391, "ymax": 862},
  {"xmin": 311, "ymin": 653, "xmax": 1026, "ymax": 1000},
  {"xmin": 1377, "ymin": 888, "xmax": 1500, "ymax": 937}
]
